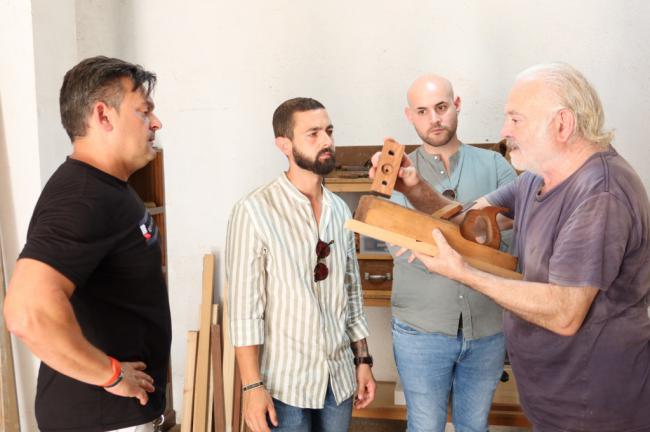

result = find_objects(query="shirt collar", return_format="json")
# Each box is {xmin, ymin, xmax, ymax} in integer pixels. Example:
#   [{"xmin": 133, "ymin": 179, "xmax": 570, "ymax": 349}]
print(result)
[
  {"xmin": 278, "ymin": 172, "xmax": 332, "ymax": 208},
  {"xmin": 416, "ymin": 142, "xmax": 466, "ymax": 171}
]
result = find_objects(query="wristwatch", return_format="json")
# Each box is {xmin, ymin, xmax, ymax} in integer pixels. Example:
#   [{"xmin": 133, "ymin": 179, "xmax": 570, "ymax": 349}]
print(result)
[{"xmin": 353, "ymin": 355, "xmax": 374, "ymax": 367}]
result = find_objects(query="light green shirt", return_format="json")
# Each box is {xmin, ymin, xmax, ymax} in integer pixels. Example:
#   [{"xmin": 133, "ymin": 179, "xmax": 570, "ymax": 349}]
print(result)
[{"xmin": 390, "ymin": 143, "xmax": 517, "ymax": 338}]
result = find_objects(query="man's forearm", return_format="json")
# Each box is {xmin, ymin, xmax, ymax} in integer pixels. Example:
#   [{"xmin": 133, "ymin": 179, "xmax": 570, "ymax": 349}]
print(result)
[
  {"xmin": 403, "ymin": 181, "xmax": 453, "ymax": 214},
  {"xmin": 351, "ymin": 338, "xmax": 370, "ymax": 357},
  {"xmin": 235, "ymin": 345, "xmax": 263, "ymax": 385},
  {"xmin": 13, "ymin": 307, "xmax": 115, "ymax": 386},
  {"xmin": 459, "ymin": 264, "xmax": 598, "ymax": 336},
  {"xmin": 4, "ymin": 260, "xmax": 117, "ymax": 386}
]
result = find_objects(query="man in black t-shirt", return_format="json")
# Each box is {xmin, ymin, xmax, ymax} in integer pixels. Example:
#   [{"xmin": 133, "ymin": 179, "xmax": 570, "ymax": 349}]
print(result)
[{"xmin": 3, "ymin": 56, "xmax": 171, "ymax": 432}]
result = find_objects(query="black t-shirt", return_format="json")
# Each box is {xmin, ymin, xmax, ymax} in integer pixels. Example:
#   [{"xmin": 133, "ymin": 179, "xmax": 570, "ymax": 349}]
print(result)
[{"xmin": 20, "ymin": 158, "xmax": 172, "ymax": 432}]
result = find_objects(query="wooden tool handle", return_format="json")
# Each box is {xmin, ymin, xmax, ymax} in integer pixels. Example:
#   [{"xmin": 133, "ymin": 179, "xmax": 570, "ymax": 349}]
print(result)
[
  {"xmin": 459, "ymin": 207, "xmax": 508, "ymax": 249},
  {"xmin": 370, "ymin": 138, "xmax": 405, "ymax": 197}
]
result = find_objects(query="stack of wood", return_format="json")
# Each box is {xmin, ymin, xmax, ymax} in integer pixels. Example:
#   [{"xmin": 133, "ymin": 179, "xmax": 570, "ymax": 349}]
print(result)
[{"xmin": 181, "ymin": 254, "xmax": 246, "ymax": 432}]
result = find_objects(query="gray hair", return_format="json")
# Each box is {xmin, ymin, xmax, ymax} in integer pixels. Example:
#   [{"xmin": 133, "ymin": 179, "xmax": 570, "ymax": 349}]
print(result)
[
  {"xmin": 517, "ymin": 63, "xmax": 614, "ymax": 148},
  {"xmin": 60, "ymin": 56, "xmax": 157, "ymax": 141}
]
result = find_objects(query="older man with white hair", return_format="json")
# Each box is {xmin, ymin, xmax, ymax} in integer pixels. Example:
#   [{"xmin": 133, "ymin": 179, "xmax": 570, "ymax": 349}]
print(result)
[{"xmin": 376, "ymin": 63, "xmax": 650, "ymax": 431}]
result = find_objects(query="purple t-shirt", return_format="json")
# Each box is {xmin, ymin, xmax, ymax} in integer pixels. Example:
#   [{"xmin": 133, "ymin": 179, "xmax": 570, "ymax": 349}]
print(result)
[{"xmin": 487, "ymin": 148, "xmax": 650, "ymax": 431}]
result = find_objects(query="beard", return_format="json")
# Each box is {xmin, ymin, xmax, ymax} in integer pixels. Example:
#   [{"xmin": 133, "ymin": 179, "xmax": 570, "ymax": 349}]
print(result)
[
  {"xmin": 293, "ymin": 147, "xmax": 337, "ymax": 175},
  {"xmin": 505, "ymin": 120, "xmax": 552, "ymax": 174},
  {"xmin": 416, "ymin": 123, "xmax": 457, "ymax": 148}
]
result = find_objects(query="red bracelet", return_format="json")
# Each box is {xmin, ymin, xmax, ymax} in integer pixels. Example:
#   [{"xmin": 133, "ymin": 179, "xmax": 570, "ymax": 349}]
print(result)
[{"xmin": 99, "ymin": 356, "xmax": 122, "ymax": 387}]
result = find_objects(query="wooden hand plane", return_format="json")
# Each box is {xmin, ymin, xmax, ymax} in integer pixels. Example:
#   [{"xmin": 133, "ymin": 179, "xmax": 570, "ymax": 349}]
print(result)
[
  {"xmin": 350, "ymin": 138, "xmax": 520, "ymax": 279},
  {"xmin": 346, "ymin": 196, "xmax": 521, "ymax": 279},
  {"xmin": 371, "ymin": 138, "xmax": 508, "ymax": 249}
]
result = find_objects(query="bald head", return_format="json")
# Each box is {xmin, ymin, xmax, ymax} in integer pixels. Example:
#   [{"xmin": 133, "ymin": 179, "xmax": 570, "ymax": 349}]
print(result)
[
  {"xmin": 407, "ymin": 74, "xmax": 455, "ymax": 108},
  {"xmin": 405, "ymin": 74, "xmax": 461, "ymax": 149}
]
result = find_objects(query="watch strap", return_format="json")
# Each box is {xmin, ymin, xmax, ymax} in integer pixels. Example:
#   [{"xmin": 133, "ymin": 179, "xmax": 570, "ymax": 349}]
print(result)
[{"xmin": 353, "ymin": 355, "xmax": 373, "ymax": 367}]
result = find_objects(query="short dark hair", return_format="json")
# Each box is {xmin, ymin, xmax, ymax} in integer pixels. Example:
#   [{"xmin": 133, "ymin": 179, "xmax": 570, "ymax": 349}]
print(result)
[
  {"xmin": 272, "ymin": 97, "xmax": 325, "ymax": 139},
  {"xmin": 59, "ymin": 56, "xmax": 157, "ymax": 140}
]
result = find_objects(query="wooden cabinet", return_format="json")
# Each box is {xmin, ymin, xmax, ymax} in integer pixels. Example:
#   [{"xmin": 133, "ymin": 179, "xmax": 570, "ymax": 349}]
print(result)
[
  {"xmin": 128, "ymin": 148, "xmax": 167, "ymax": 268},
  {"xmin": 324, "ymin": 144, "xmax": 530, "ymax": 428},
  {"xmin": 128, "ymin": 148, "xmax": 176, "ymax": 430}
]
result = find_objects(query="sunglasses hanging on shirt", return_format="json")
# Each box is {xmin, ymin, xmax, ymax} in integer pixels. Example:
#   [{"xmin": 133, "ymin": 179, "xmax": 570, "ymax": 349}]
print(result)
[
  {"xmin": 442, "ymin": 188, "xmax": 457, "ymax": 200},
  {"xmin": 314, "ymin": 239, "xmax": 334, "ymax": 282}
]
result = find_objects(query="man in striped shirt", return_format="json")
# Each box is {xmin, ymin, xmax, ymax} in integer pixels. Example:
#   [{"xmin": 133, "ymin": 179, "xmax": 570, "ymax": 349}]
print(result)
[{"xmin": 226, "ymin": 97, "xmax": 376, "ymax": 432}]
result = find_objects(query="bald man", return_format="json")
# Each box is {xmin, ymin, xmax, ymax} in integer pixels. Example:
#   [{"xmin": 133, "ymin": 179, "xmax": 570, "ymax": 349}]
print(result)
[{"xmin": 389, "ymin": 75, "xmax": 516, "ymax": 432}]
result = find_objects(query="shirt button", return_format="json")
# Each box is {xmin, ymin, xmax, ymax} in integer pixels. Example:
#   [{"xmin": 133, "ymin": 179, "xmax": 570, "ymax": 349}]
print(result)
[
  {"xmin": 440, "ymin": 170, "xmax": 445, "ymax": 174},
  {"xmin": 459, "ymin": 295, "xmax": 464, "ymax": 299},
  {"xmin": 434, "ymin": 156, "xmax": 439, "ymax": 160}
]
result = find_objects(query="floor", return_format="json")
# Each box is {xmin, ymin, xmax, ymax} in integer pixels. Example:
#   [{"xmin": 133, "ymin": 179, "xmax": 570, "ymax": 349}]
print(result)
[{"xmin": 349, "ymin": 417, "xmax": 530, "ymax": 432}]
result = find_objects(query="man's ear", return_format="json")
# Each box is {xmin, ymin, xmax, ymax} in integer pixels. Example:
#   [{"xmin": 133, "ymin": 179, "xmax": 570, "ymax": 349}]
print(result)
[
  {"xmin": 454, "ymin": 96, "xmax": 462, "ymax": 113},
  {"xmin": 556, "ymin": 109, "xmax": 576, "ymax": 143},
  {"xmin": 275, "ymin": 136, "xmax": 292, "ymax": 157},
  {"xmin": 92, "ymin": 101, "xmax": 114, "ymax": 132},
  {"xmin": 404, "ymin": 107, "xmax": 414, "ymax": 123}
]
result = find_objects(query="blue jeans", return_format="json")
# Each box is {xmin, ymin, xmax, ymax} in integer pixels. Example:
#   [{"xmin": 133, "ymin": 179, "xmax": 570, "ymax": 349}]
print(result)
[
  {"xmin": 269, "ymin": 382, "xmax": 353, "ymax": 431},
  {"xmin": 392, "ymin": 317, "xmax": 505, "ymax": 432}
]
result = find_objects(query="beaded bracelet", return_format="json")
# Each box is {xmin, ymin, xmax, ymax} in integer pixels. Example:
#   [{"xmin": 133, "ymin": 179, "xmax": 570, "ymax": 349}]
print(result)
[{"xmin": 242, "ymin": 381, "xmax": 264, "ymax": 393}]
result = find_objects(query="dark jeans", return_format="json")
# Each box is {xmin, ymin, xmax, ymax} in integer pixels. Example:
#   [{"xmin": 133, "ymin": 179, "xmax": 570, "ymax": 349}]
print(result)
[{"xmin": 269, "ymin": 382, "xmax": 353, "ymax": 431}]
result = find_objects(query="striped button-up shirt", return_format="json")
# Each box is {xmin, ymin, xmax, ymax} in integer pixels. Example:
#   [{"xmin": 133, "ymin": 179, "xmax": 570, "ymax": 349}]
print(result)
[{"xmin": 226, "ymin": 173, "xmax": 369, "ymax": 408}]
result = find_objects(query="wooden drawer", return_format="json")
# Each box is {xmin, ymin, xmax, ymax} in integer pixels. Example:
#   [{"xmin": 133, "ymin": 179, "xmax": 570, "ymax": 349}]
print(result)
[{"xmin": 358, "ymin": 259, "xmax": 393, "ymax": 291}]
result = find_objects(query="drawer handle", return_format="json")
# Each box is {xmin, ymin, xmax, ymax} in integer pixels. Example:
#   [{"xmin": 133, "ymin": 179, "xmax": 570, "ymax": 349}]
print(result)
[{"xmin": 364, "ymin": 272, "xmax": 392, "ymax": 282}]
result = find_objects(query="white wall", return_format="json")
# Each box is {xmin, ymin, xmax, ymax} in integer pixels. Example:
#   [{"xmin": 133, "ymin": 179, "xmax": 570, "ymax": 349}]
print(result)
[
  {"xmin": 32, "ymin": 0, "xmax": 78, "ymax": 185},
  {"xmin": 1, "ymin": 1, "xmax": 79, "ymax": 430},
  {"xmin": 1, "ymin": 2, "xmax": 46, "ymax": 430},
  {"xmin": 2, "ymin": 0, "xmax": 650, "ymax": 428},
  {"xmin": 74, "ymin": 1, "xmax": 649, "ymax": 418}
]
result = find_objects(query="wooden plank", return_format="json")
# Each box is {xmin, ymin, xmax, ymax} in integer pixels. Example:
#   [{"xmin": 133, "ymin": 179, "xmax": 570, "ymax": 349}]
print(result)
[
  {"xmin": 0, "ymin": 241, "xmax": 20, "ymax": 432},
  {"xmin": 207, "ymin": 305, "xmax": 219, "ymax": 431},
  {"xmin": 180, "ymin": 331, "xmax": 199, "ymax": 432},
  {"xmin": 193, "ymin": 254, "xmax": 216, "ymax": 432},
  {"xmin": 324, "ymin": 182, "xmax": 373, "ymax": 193},
  {"xmin": 232, "ymin": 362, "xmax": 243, "ymax": 432},
  {"xmin": 362, "ymin": 289, "xmax": 391, "ymax": 307},
  {"xmin": 356, "ymin": 253, "xmax": 392, "ymax": 261},
  {"xmin": 352, "ymin": 196, "xmax": 519, "ymax": 274},
  {"xmin": 370, "ymin": 138, "xmax": 405, "ymax": 197},
  {"xmin": 345, "ymin": 218, "xmax": 522, "ymax": 280},
  {"xmin": 221, "ymin": 281, "xmax": 236, "ymax": 432},
  {"xmin": 431, "ymin": 203, "xmax": 462, "ymax": 220},
  {"xmin": 211, "ymin": 323, "xmax": 225, "ymax": 432}
]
